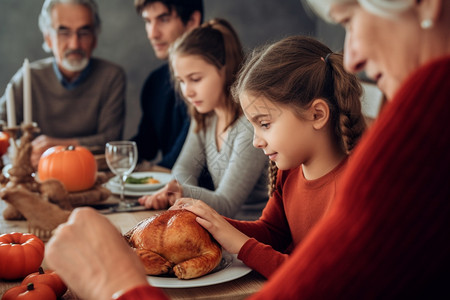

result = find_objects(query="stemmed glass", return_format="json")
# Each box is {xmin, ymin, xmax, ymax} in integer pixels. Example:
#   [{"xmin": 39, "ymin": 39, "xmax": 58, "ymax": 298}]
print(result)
[{"xmin": 105, "ymin": 141, "xmax": 138, "ymax": 208}]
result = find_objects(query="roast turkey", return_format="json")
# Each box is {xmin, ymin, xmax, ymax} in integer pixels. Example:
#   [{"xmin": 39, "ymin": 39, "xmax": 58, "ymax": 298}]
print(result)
[{"xmin": 124, "ymin": 209, "xmax": 222, "ymax": 279}]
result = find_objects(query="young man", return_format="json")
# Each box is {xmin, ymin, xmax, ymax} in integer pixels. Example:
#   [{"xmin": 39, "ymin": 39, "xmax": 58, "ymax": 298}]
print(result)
[
  {"xmin": 132, "ymin": 0, "xmax": 203, "ymax": 169},
  {"xmin": 0, "ymin": 0, "xmax": 126, "ymax": 168}
]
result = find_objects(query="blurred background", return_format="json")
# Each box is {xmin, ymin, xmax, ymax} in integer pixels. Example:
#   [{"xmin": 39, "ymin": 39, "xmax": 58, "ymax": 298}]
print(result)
[{"xmin": 0, "ymin": 0, "xmax": 344, "ymax": 139}]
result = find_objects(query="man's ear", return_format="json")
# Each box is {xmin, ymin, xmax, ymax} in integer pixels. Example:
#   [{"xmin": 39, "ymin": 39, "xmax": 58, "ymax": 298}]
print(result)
[
  {"xmin": 186, "ymin": 11, "xmax": 202, "ymax": 30},
  {"xmin": 44, "ymin": 34, "xmax": 53, "ymax": 50},
  {"xmin": 310, "ymin": 98, "xmax": 330, "ymax": 130}
]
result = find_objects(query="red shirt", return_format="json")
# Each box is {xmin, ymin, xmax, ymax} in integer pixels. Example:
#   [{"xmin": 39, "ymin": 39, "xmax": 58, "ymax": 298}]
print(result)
[
  {"xmin": 227, "ymin": 158, "xmax": 348, "ymax": 278},
  {"xmin": 118, "ymin": 56, "xmax": 450, "ymax": 300}
]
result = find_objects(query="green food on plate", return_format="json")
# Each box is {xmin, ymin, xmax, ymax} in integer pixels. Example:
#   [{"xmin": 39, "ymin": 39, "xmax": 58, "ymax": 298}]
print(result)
[{"xmin": 125, "ymin": 176, "xmax": 160, "ymax": 184}]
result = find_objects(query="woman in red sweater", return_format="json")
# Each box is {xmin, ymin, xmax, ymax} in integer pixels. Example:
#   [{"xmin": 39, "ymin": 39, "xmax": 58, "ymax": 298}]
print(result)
[
  {"xmin": 171, "ymin": 35, "xmax": 366, "ymax": 279},
  {"xmin": 44, "ymin": 0, "xmax": 450, "ymax": 299}
]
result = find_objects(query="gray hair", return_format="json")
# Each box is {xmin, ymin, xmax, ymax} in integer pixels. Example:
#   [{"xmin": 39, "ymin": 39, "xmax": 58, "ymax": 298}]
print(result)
[
  {"xmin": 38, "ymin": 0, "xmax": 101, "ymax": 52},
  {"xmin": 303, "ymin": 0, "xmax": 415, "ymax": 23}
]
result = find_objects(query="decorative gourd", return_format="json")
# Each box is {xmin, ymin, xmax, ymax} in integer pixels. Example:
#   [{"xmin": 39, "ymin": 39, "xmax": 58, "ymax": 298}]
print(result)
[
  {"xmin": 0, "ymin": 233, "xmax": 45, "ymax": 280},
  {"xmin": 22, "ymin": 267, "xmax": 67, "ymax": 298},
  {"xmin": 0, "ymin": 131, "xmax": 9, "ymax": 156},
  {"xmin": 1, "ymin": 283, "xmax": 56, "ymax": 300},
  {"xmin": 38, "ymin": 145, "xmax": 97, "ymax": 192}
]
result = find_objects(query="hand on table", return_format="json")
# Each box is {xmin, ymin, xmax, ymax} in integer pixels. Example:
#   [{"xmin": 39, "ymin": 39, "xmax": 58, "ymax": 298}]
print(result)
[
  {"xmin": 138, "ymin": 179, "xmax": 182, "ymax": 209},
  {"xmin": 45, "ymin": 207, "xmax": 148, "ymax": 300},
  {"xmin": 170, "ymin": 198, "xmax": 250, "ymax": 254},
  {"xmin": 31, "ymin": 135, "xmax": 79, "ymax": 169}
]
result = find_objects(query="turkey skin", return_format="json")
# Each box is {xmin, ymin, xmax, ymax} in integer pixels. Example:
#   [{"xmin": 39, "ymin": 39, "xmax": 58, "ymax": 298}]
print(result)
[{"xmin": 124, "ymin": 209, "xmax": 222, "ymax": 279}]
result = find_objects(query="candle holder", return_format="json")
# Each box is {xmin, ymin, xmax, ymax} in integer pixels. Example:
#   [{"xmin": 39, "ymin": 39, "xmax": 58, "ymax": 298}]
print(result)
[
  {"xmin": 0, "ymin": 122, "xmax": 72, "ymax": 240},
  {"xmin": 1, "ymin": 122, "xmax": 40, "ymax": 188},
  {"xmin": 0, "ymin": 122, "xmax": 110, "ymax": 240}
]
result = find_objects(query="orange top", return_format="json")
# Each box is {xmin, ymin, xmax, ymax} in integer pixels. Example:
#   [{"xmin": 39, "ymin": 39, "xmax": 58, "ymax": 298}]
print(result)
[{"xmin": 228, "ymin": 158, "xmax": 348, "ymax": 278}]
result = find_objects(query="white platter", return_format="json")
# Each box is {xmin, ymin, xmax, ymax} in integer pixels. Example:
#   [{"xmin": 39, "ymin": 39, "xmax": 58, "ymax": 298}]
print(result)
[
  {"xmin": 147, "ymin": 252, "xmax": 251, "ymax": 288},
  {"xmin": 108, "ymin": 172, "xmax": 172, "ymax": 191},
  {"xmin": 104, "ymin": 182, "xmax": 155, "ymax": 197}
]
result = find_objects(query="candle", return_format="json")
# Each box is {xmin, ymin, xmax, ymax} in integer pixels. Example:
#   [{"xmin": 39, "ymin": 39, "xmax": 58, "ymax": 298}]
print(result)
[
  {"xmin": 6, "ymin": 83, "xmax": 16, "ymax": 127},
  {"xmin": 23, "ymin": 58, "xmax": 32, "ymax": 125}
]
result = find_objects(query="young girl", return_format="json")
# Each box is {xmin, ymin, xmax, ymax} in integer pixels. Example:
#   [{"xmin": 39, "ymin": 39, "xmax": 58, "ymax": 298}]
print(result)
[
  {"xmin": 138, "ymin": 18, "xmax": 268, "ymax": 220},
  {"xmin": 175, "ymin": 35, "xmax": 367, "ymax": 278}
]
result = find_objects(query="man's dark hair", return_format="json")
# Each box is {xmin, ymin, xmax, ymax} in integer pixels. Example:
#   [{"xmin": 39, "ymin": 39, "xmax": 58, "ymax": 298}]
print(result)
[{"xmin": 134, "ymin": 0, "xmax": 204, "ymax": 24}]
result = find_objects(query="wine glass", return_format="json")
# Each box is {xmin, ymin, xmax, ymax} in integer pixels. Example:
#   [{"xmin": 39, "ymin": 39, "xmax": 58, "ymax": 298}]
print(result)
[{"xmin": 105, "ymin": 141, "xmax": 138, "ymax": 208}]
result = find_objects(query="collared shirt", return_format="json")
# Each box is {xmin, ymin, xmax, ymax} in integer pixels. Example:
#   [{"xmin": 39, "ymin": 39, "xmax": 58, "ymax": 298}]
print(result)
[{"xmin": 52, "ymin": 58, "xmax": 92, "ymax": 90}]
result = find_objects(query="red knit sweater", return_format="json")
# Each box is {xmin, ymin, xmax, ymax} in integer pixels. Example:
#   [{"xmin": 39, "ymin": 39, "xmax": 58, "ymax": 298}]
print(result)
[
  {"xmin": 118, "ymin": 55, "xmax": 450, "ymax": 300},
  {"xmin": 227, "ymin": 158, "xmax": 348, "ymax": 278}
]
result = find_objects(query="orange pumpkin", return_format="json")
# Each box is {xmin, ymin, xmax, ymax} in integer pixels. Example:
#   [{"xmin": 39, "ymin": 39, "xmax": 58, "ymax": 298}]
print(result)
[
  {"xmin": 0, "ymin": 233, "xmax": 45, "ymax": 280},
  {"xmin": 22, "ymin": 267, "xmax": 67, "ymax": 298},
  {"xmin": 38, "ymin": 145, "xmax": 97, "ymax": 192},
  {"xmin": 1, "ymin": 283, "xmax": 56, "ymax": 300},
  {"xmin": 0, "ymin": 131, "xmax": 10, "ymax": 156}
]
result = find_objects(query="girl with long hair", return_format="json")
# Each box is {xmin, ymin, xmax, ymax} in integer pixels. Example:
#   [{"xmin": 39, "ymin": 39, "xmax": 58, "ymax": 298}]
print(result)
[
  {"xmin": 175, "ymin": 35, "xmax": 366, "ymax": 278},
  {"xmin": 139, "ymin": 18, "xmax": 269, "ymax": 220}
]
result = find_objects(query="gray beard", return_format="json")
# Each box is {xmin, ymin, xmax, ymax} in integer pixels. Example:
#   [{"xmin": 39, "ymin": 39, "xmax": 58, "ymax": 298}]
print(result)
[{"xmin": 61, "ymin": 56, "xmax": 89, "ymax": 72}]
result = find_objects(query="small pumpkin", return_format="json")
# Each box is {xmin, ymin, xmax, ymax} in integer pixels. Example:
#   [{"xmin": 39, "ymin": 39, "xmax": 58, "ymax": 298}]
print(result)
[
  {"xmin": 22, "ymin": 267, "xmax": 67, "ymax": 298},
  {"xmin": 38, "ymin": 145, "xmax": 97, "ymax": 192},
  {"xmin": 1, "ymin": 283, "xmax": 56, "ymax": 300},
  {"xmin": 0, "ymin": 233, "xmax": 45, "ymax": 280},
  {"xmin": 0, "ymin": 131, "xmax": 10, "ymax": 156}
]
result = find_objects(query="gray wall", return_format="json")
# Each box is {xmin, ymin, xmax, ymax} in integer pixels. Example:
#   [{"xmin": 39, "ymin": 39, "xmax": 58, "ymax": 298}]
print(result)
[{"xmin": 0, "ymin": 0, "xmax": 341, "ymax": 139}]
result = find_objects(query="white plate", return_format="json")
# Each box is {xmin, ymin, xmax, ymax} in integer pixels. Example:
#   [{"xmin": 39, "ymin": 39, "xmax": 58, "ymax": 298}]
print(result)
[
  {"xmin": 147, "ymin": 252, "xmax": 251, "ymax": 288},
  {"xmin": 108, "ymin": 172, "xmax": 172, "ymax": 191},
  {"xmin": 104, "ymin": 182, "xmax": 156, "ymax": 197}
]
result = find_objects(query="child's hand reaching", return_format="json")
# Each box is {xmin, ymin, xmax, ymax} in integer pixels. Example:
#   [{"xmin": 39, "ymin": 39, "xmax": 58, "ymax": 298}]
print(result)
[
  {"xmin": 138, "ymin": 180, "xmax": 182, "ymax": 209},
  {"xmin": 170, "ymin": 198, "xmax": 250, "ymax": 254}
]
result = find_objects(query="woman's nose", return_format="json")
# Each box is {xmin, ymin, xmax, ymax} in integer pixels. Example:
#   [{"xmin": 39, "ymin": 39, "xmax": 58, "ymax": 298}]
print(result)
[{"xmin": 343, "ymin": 31, "xmax": 366, "ymax": 74}]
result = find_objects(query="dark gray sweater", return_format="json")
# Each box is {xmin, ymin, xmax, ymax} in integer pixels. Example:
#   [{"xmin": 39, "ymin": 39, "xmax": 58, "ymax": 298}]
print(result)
[{"xmin": 0, "ymin": 57, "xmax": 126, "ymax": 146}]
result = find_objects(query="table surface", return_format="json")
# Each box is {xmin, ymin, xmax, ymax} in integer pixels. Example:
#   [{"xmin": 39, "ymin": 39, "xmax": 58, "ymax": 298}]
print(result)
[{"xmin": 0, "ymin": 193, "xmax": 266, "ymax": 299}]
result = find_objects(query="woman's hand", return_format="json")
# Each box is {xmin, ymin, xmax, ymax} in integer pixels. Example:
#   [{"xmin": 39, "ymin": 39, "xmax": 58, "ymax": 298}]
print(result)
[
  {"xmin": 138, "ymin": 179, "xmax": 182, "ymax": 209},
  {"xmin": 171, "ymin": 198, "xmax": 250, "ymax": 254},
  {"xmin": 45, "ymin": 208, "xmax": 148, "ymax": 300}
]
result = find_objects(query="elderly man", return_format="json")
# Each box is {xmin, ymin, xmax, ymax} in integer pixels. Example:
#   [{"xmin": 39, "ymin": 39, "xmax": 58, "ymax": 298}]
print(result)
[
  {"xmin": 131, "ymin": 0, "xmax": 202, "ymax": 170},
  {"xmin": 0, "ymin": 0, "xmax": 126, "ymax": 168}
]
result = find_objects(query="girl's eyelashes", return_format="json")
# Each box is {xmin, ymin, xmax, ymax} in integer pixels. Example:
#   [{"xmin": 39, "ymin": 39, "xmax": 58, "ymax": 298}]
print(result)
[
  {"xmin": 260, "ymin": 122, "xmax": 270, "ymax": 129},
  {"xmin": 176, "ymin": 76, "xmax": 201, "ymax": 85}
]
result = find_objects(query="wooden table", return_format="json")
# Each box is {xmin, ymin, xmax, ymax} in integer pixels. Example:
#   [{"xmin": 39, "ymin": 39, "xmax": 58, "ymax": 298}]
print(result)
[{"xmin": 0, "ymin": 199, "xmax": 266, "ymax": 299}]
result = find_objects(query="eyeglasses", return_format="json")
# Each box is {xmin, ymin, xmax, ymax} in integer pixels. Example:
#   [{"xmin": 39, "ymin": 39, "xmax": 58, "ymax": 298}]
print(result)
[{"xmin": 52, "ymin": 27, "xmax": 95, "ymax": 42}]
